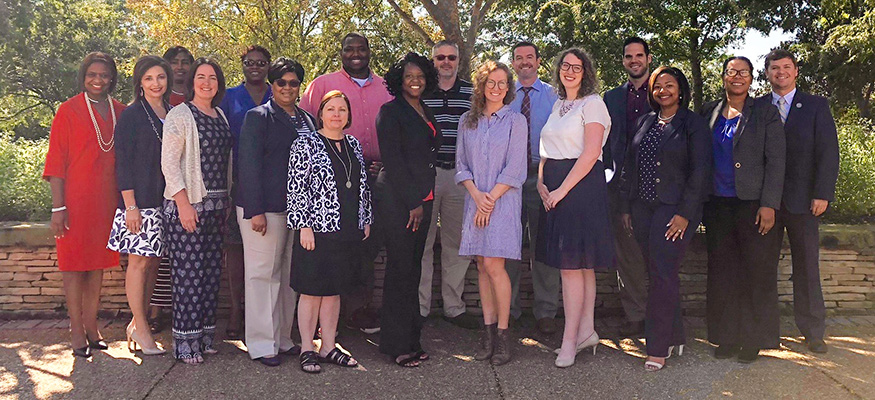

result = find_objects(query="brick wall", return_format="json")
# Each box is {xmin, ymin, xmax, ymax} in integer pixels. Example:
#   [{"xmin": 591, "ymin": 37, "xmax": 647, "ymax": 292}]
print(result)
[{"xmin": 2, "ymin": 222, "xmax": 873, "ymax": 318}]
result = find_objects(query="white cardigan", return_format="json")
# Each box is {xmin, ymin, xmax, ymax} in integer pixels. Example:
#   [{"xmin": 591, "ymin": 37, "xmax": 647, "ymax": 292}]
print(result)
[{"xmin": 161, "ymin": 103, "xmax": 231, "ymax": 204}]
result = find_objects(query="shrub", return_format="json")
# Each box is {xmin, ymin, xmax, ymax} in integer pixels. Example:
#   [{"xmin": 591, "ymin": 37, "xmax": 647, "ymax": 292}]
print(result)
[
  {"xmin": 0, "ymin": 133, "xmax": 50, "ymax": 221},
  {"xmin": 827, "ymin": 113, "xmax": 875, "ymax": 223}
]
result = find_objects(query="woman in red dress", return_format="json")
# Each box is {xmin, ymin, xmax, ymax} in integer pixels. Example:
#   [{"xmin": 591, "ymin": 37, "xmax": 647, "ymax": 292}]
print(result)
[{"xmin": 43, "ymin": 52, "xmax": 126, "ymax": 358}]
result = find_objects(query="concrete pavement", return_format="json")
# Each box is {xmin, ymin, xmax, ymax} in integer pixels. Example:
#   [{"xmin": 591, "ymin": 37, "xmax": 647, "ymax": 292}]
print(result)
[{"xmin": 1, "ymin": 316, "xmax": 874, "ymax": 399}]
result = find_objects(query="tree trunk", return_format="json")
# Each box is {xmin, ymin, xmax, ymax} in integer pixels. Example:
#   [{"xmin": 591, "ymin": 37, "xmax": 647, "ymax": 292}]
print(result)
[{"xmin": 688, "ymin": 14, "xmax": 704, "ymax": 112}]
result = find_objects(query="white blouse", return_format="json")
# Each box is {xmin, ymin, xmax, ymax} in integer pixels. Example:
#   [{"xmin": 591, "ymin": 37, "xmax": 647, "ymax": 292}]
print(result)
[{"xmin": 539, "ymin": 94, "xmax": 611, "ymax": 160}]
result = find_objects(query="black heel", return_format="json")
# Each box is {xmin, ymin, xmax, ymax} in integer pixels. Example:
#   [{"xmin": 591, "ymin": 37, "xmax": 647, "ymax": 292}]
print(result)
[
  {"xmin": 87, "ymin": 337, "xmax": 108, "ymax": 350},
  {"xmin": 72, "ymin": 346, "xmax": 92, "ymax": 358}
]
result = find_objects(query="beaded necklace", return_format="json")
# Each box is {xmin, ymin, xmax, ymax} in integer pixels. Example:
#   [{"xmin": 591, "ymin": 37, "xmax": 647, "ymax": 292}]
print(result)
[{"xmin": 84, "ymin": 93, "xmax": 117, "ymax": 152}]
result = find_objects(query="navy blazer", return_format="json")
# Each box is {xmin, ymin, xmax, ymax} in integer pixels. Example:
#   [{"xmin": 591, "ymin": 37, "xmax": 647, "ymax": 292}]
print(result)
[
  {"xmin": 114, "ymin": 100, "xmax": 167, "ymax": 210},
  {"xmin": 754, "ymin": 91, "xmax": 839, "ymax": 214},
  {"xmin": 237, "ymin": 100, "xmax": 316, "ymax": 218},
  {"xmin": 603, "ymin": 83, "xmax": 632, "ymax": 179},
  {"xmin": 375, "ymin": 97, "xmax": 442, "ymax": 211},
  {"xmin": 700, "ymin": 97, "xmax": 786, "ymax": 210},
  {"xmin": 619, "ymin": 108, "xmax": 713, "ymax": 219}
]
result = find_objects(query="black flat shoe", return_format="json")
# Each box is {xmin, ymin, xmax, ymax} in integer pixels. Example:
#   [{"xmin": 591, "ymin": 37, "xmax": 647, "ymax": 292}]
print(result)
[
  {"xmin": 72, "ymin": 346, "xmax": 92, "ymax": 358},
  {"xmin": 255, "ymin": 356, "xmax": 282, "ymax": 367},
  {"xmin": 714, "ymin": 344, "xmax": 739, "ymax": 359},
  {"xmin": 806, "ymin": 338, "xmax": 828, "ymax": 354},
  {"xmin": 87, "ymin": 337, "xmax": 108, "ymax": 350},
  {"xmin": 737, "ymin": 347, "xmax": 759, "ymax": 363}
]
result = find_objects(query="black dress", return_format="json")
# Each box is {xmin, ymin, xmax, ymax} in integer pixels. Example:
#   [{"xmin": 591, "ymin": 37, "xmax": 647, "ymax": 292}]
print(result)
[{"xmin": 290, "ymin": 134, "xmax": 363, "ymax": 296}]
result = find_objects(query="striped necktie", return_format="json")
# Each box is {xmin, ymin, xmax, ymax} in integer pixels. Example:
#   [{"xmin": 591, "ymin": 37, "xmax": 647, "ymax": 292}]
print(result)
[
  {"xmin": 777, "ymin": 96, "xmax": 788, "ymax": 123},
  {"xmin": 521, "ymin": 87, "xmax": 533, "ymax": 163}
]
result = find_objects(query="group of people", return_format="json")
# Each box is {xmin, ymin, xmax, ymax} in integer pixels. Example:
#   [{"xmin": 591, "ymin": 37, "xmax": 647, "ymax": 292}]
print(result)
[{"xmin": 43, "ymin": 31, "xmax": 839, "ymax": 373}]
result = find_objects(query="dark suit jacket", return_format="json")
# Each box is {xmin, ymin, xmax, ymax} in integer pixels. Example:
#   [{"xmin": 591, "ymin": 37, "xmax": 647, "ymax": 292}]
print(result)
[
  {"xmin": 375, "ymin": 97, "xmax": 442, "ymax": 211},
  {"xmin": 603, "ymin": 83, "xmax": 632, "ymax": 179},
  {"xmin": 619, "ymin": 108, "xmax": 713, "ymax": 219},
  {"xmin": 237, "ymin": 100, "xmax": 316, "ymax": 218},
  {"xmin": 754, "ymin": 91, "xmax": 839, "ymax": 214},
  {"xmin": 700, "ymin": 97, "xmax": 785, "ymax": 209}
]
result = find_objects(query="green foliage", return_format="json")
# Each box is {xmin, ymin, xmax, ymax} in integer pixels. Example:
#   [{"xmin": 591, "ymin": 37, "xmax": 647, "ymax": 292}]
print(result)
[
  {"xmin": 0, "ymin": 134, "xmax": 50, "ymax": 221},
  {"xmin": 827, "ymin": 112, "xmax": 875, "ymax": 223},
  {"xmin": 127, "ymin": 0, "xmax": 426, "ymax": 85},
  {"xmin": 0, "ymin": 0, "xmax": 140, "ymax": 139}
]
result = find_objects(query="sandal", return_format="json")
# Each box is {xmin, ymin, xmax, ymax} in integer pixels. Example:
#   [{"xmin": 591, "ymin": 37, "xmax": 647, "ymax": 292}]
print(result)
[
  {"xmin": 644, "ymin": 357, "xmax": 665, "ymax": 372},
  {"xmin": 414, "ymin": 350, "xmax": 429, "ymax": 361},
  {"xmin": 394, "ymin": 353, "xmax": 420, "ymax": 368},
  {"xmin": 319, "ymin": 348, "xmax": 358, "ymax": 367},
  {"xmin": 300, "ymin": 351, "xmax": 321, "ymax": 374}
]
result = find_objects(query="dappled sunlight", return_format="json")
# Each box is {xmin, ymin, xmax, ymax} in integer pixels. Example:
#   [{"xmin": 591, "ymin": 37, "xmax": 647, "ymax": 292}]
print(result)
[
  {"xmin": 452, "ymin": 354, "xmax": 475, "ymax": 362},
  {"xmin": 519, "ymin": 337, "xmax": 554, "ymax": 352}
]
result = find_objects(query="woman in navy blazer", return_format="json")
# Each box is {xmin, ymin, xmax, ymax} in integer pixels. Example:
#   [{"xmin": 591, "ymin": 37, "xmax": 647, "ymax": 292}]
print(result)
[
  {"xmin": 375, "ymin": 52, "xmax": 442, "ymax": 367},
  {"xmin": 237, "ymin": 58, "xmax": 316, "ymax": 367},
  {"xmin": 620, "ymin": 66, "xmax": 712, "ymax": 371}
]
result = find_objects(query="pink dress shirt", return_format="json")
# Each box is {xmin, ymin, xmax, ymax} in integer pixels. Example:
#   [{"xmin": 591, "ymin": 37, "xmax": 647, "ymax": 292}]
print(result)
[{"xmin": 299, "ymin": 69, "xmax": 394, "ymax": 162}]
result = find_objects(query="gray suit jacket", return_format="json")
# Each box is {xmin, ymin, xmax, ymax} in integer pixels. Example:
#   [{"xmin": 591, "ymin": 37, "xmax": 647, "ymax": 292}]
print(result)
[{"xmin": 700, "ymin": 97, "xmax": 786, "ymax": 209}]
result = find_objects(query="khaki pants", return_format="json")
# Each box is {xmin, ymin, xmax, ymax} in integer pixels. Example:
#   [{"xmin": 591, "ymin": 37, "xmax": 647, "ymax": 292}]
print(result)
[
  {"xmin": 418, "ymin": 167, "xmax": 473, "ymax": 318},
  {"xmin": 237, "ymin": 208, "xmax": 297, "ymax": 359}
]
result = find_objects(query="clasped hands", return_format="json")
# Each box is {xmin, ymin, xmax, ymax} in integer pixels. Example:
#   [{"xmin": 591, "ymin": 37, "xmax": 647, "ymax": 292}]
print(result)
[
  {"xmin": 537, "ymin": 181, "xmax": 568, "ymax": 211},
  {"xmin": 472, "ymin": 190, "xmax": 496, "ymax": 228}
]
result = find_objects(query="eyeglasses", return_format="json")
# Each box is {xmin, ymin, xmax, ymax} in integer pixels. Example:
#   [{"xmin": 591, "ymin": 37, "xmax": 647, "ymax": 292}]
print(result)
[
  {"xmin": 274, "ymin": 78, "xmax": 301, "ymax": 88},
  {"xmin": 725, "ymin": 69, "xmax": 751, "ymax": 77},
  {"xmin": 559, "ymin": 62, "xmax": 583, "ymax": 73},
  {"xmin": 243, "ymin": 59, "xmax": 268, "ymax": 67},
  {"xmin": 435, "ymin": 54, "xmax": 458, "ymax": 61},
  {"xmin": 485, "ymin": 80, "xmax": 508, "ymax": 90}
]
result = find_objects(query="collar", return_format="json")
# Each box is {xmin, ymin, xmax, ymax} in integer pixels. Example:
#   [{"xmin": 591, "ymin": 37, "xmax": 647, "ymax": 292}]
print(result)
[
  {"xmin": 437, "ymin": 77, "xmax": 464, "ymax": 93},
  {"xmin": 340, "ymin": 68, "xmax": 374, "ymax": 86},
  {"xmin": 489, "ymin": 105, "xmax": 513, "ymax": 119},
  {"xmin": 771, "ymin": 87, "xmax": 797, "ymax": 104},
  {"xmin": 516, "ymin": 78, "xmax": 548, "ymax": 93},
  {"xmin": 627, "ymin": 80, "xmax": 648, "ymax": 92}
]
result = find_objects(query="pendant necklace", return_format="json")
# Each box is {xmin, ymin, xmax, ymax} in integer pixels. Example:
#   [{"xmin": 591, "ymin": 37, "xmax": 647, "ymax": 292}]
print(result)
[
  {"xmin": 325, "ymin": 135, "xmax": 353, "ymax": 189},
  {"xmin": 142, "ymin": 100, "xmax": 168, "ymax": 142},
  {"xmin": 84, "ymin": 93, "xmax": 117, "ymax": 152}
]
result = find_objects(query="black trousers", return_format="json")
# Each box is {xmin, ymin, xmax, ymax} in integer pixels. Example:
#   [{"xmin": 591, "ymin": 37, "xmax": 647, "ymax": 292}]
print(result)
[
  {"xmin": 342, "ymin": 172, "xmax": 385, "ymax": 317},
  {"xmin": 776, "ymin": 207, "xmax": 826, "ymax": 340},
  {"xmin": 704, "ymin": 197, "xmax": 782, "ymax": 350},
  {"xmin": 632, "ymin": 201, "xmax": 697, "ymax": 357},
  {"xmin": 376, "ymin": 181, "xmax": 433, "ymax": 357}
]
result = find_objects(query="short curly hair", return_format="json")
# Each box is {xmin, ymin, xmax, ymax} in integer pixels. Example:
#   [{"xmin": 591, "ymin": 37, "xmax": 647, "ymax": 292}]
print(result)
[{"xmin": 383, "ymin": 52, "xmax": 438, "ymax": 98}]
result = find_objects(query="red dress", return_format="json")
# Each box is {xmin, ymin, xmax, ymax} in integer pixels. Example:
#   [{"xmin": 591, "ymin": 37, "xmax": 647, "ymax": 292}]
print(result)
[{"xmin": 43, "ymin": 93, "xmax": 126, "ymax": 271}]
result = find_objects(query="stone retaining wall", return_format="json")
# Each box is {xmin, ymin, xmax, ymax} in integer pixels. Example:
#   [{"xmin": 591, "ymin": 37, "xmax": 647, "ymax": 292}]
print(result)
[{"xmin": 1, "ymin": 222, "xmax": 873, "ymax": 318}]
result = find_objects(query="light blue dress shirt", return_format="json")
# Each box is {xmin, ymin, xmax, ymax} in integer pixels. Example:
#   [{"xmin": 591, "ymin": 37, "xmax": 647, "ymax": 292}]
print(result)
[
  {"xmin": 771, "ymin": 87, "xmax": 797, "ymax": 119},
  {"xmin": 509, "ymin": 79, "xmax": 559, "ymax": 163}
]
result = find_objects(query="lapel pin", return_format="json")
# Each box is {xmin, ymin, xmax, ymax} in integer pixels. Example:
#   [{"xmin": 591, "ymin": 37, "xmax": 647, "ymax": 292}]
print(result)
[{"xmin": 796, "ymin": 103, "xmax": 802, "ymax": 108}]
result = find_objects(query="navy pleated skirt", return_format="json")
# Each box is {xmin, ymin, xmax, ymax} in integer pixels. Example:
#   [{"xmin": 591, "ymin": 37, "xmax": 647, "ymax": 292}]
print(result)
[{"xmin": 536, "ymin": 158, "xmax": 614, "ymax": 270}]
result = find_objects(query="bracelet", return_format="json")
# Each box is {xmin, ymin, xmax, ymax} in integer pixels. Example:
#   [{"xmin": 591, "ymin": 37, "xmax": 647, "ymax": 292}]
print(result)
[
  {"xmin": 51, "ymin": 206, "xmax": 66, "ymax": 213},
  {"xmin": 125, "ymin": 205, "xmax": 139, "ymax": 211}
]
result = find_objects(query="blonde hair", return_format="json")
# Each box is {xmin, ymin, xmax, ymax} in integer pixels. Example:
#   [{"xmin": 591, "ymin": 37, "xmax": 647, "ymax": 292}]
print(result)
[{"xmin": 464, "ymin": 61, "xmax": 515, "ymax": 129}]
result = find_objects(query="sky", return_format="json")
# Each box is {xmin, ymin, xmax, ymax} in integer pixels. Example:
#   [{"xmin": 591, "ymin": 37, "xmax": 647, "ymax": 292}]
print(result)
[{"xmin": 731, "ymin": 29, "xmax": 796, "ymax": 65}]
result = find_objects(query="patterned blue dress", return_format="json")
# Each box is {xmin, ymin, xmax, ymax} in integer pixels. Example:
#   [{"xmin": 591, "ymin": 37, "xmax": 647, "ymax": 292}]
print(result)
[
  {"xmin": 164, "ymin": 103, "xmax": 232, "ymax": 360},
  {"xmin": 455, "ymin": 106, "xmax": 528, "ymax": 259}
]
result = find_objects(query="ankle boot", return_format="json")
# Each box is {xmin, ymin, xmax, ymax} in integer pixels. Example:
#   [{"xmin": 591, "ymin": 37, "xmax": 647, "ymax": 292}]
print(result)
[
  {"xmin": 491, "ymin": 328, "xmax": 512, "ymax": 366},
  {"xmin": 474, "ymin": 323, "xmax": 497, "ymax": 361}
]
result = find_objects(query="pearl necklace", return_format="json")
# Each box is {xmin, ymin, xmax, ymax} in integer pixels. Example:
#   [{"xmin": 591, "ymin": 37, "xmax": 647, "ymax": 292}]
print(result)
[
  {"xmin": 657, "ymin": 112, "xmax": 676, "ymax": 123},
  {"xmin": 84, "ymin": 93, "xmax": 117, "ymax": 152}
]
